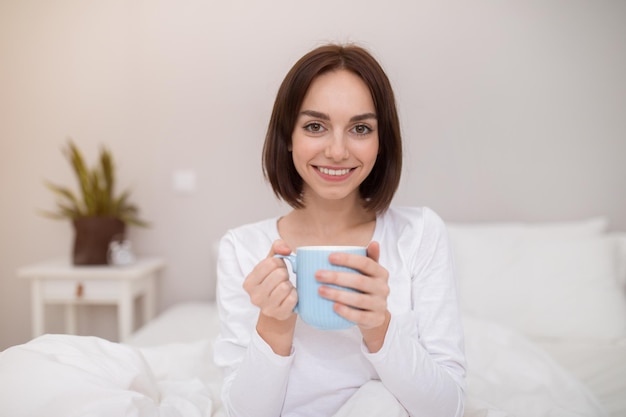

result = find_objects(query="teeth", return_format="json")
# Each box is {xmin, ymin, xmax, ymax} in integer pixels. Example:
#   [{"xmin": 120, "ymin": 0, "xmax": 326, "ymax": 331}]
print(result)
[{"xmin": 319, "ymin": 167, "xmax": 351, "ymax": 176}]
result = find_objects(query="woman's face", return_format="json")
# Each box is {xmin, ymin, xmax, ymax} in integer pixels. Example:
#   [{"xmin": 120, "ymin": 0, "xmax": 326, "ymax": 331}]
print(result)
[{"xmin": 291, "ymin": 69, "xmax": 379, "ymax": 206}]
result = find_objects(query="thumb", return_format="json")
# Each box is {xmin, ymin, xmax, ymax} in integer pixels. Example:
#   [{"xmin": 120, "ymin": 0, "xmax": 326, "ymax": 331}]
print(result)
[
  {"xmin": 367, "ymin": 241, "xmax": 380, "ymax": 263},
  {"xmin": 268, "ymin": 239, "xmax": 292, "ymax": 258}
]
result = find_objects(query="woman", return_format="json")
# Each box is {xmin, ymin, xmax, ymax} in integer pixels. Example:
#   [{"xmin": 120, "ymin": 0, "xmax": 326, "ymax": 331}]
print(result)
[{"xmin": 214, "ymin": 43, "xmax": 466, "ymax": 417}]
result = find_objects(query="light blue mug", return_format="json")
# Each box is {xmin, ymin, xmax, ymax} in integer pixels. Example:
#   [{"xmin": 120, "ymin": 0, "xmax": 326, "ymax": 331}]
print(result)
[{"xmin": 276, "ymin": 246, "xmax": 366, "ymax": 330}]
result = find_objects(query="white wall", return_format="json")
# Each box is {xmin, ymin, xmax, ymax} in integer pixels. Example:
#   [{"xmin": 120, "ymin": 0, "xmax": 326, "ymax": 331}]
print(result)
[{"xmin": 1, "ymin": 0, "xmax": 625, "ymax": 349}]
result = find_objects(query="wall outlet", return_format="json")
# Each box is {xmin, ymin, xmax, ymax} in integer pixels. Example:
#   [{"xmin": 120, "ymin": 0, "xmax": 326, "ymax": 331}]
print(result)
[{"xmin": 172, "ymin": 170, "xmax": 196, "ymax": 194}]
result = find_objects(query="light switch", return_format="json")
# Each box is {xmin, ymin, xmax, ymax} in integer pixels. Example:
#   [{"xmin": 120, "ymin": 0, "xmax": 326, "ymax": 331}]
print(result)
[{"xmin": 172, "ymin": 170, "xmax": 196, "ymax": 193}]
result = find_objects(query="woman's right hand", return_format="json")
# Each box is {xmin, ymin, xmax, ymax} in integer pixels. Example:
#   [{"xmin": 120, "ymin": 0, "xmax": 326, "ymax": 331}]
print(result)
[
  {"xmin": 243, "ymin": 240, "xmax": 298, "ymax": 356},
  {"xmin": 243, "ymin": 239, "xmax": 297, "ymax": 322}
]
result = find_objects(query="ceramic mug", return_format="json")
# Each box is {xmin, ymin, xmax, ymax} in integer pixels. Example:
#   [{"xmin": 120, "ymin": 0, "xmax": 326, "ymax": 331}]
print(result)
[{"xmin": 276, "ymin": 245, "xmax": 366, "ymax": 330}]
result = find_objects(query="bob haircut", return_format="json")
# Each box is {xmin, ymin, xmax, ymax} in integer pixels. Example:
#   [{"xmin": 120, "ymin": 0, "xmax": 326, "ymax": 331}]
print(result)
[{"xmin": 262, "ymin": 43, "xmax": 402, "ymax": 213}]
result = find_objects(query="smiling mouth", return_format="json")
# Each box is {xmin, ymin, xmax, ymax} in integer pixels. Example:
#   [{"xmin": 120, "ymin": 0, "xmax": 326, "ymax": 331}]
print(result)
[{"xmin": 317, "ymin": 167, "xmax": 353, "ymax": 176}]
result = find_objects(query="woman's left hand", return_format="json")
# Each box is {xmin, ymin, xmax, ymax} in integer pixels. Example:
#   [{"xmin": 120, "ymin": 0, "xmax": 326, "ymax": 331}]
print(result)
[{"xmin": 316, "ymin": 241, "xmax": 391, "ymax": 352}]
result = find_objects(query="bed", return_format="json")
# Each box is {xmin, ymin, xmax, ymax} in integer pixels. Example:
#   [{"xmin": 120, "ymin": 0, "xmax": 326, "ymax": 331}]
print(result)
[{"xmin": 1, "ymin": 217, "xmax": 625, "ymax": 417}]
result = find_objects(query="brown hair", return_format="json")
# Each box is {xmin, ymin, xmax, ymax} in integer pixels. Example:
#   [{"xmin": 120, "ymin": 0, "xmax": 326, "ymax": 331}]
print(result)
[{"xmin": 262, "ymin": 43, "xmax": 402, "ymax": 213}]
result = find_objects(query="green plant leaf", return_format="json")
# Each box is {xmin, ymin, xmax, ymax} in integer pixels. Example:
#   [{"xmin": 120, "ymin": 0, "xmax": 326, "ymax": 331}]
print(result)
[
  {"xmin": 65, "ymin": 139, "xmax": 96, "ymax": 215},
  {"xmin": 42, "ymin": 139, "xmax": 149, "ymax": 227},
  {"xmin": 43, "ymin": 181, "xmax": 82, "ymax": 209},
  {"xmin": 100, "ymin": 146, "xmax": 114, "ymax": 201}
]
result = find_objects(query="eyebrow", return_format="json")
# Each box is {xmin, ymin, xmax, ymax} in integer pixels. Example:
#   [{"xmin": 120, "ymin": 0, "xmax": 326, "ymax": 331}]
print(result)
[{"xmin": 299, "ymin": 110, "xmax": 377, "ymax": 123}]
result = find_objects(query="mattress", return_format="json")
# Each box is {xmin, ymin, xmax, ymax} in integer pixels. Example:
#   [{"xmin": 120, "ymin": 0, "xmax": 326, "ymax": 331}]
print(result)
[{"xmin": 127, "ymin": 301, "xmax": 219, "ymax": 346}]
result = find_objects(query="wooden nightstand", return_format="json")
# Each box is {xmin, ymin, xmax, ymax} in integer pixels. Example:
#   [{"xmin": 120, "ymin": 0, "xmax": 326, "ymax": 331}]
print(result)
[{"xmin": 18, "ymin": 258, "xmax": 165, "ymax": 342}]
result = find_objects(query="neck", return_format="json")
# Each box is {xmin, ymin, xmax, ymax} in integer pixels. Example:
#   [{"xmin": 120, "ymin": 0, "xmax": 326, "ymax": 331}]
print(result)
[{"xmin": 280, "ymin": 194, "xmax": 376, "ymax": 246}]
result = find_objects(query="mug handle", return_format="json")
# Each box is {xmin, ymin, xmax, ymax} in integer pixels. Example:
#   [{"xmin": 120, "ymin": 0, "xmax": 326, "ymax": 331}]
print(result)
[
  {"xmin": 273, "ymin": 253, "xmax": 297, "ymax": 272},
  {"xmin": 274, "ymin": 254, "xmax": 298, "ymax": 312}
]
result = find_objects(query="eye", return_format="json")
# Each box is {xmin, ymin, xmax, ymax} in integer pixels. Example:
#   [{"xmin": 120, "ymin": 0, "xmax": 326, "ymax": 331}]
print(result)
[
  {"xmin": 352, "ymin": 124, "xmax": 373, "ymax": 136},
  {"xmin": 304, "ymin": 122, "xmax": 326, "ymax": 134}
]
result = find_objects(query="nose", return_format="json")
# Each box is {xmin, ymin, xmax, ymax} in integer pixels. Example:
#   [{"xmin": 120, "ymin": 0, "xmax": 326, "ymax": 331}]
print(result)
[{"xmin": 324, "ymin": 132, "xmax": 349, "ymax": 161}]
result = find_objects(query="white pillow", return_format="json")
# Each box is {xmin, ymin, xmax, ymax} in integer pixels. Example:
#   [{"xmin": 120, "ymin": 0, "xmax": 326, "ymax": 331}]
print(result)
[
  {"xmin": 447, "ymin": 216, "xmax": 608, "ymax": 241},
  {"xmin": 610, "ymin": 232, "xmax": 626, "ymax": 288},
  {"xmin": 449, "ymin": 226, "xmax": 626, "ymax": 341}
]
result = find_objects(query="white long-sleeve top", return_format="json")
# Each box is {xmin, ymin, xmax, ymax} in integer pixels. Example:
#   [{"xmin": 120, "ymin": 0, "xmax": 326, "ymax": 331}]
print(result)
[{"xmin": 214, "ymin": 206, "xmax": 466, "ymax": 417}]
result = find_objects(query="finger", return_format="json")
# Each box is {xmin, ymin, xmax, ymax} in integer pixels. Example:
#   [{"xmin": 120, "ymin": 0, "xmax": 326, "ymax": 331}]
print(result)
[
  {"xmin": 316, "ymin": 252, "xmax": 388, "ymax": 286},
  {"xmin": 333, "ymin": 302, "xmax": 386, "ymax": 328},
  {"xmin": 319, "ymin": 284, "xmax": 386, "ymax": 311},
  {"xmin": 245, "ymin": 257, "xmax": 283, "ymax": 288},
  {"xmin": 367, "ymin": 241, "xmax": 380, "ymax": 263},
  {"xmin": 261, "ymin": 266, "xmax": 292, "ymax": 293},
  {"xmin": 270, "ymin": 280, "xmax": 298, "ymax": 307},
  {"xmin": 268, "ymin": 239, "xmax": 292, "ymax": 258},
  {"xmin": 317, "ymin": 270, "xmax": 369, "ymax": 293},
  {"xmin": 328, "ymin": 252, "xmax": 376, "ymax": 277},
  {"xmin": 247, "ymin": 254, "xmax": 292, "ymax": 296},
  {"xmin": 264, "ymin": 287, "xmax": 298, "ymax": 321},
  {"xmin": 247, "ymin": 240, "xmax": 292, "ymax": 289},
  {"xmin": 248, "ymin": 266, "xmax": 290, "ymax": 307}
]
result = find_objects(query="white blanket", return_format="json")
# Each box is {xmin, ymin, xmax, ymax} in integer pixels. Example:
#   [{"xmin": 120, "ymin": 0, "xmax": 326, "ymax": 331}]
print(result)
[
  {"xmin": 330, "ymin": 317, "xmax": 607, "ymax": 417},
  {"xmin": 0, "ymin": 317, "xmax": 608, "ymax": 417},
  {"xmin": 0, "ymin": 335, "xmax": 213, "ymax": 417},
  {"xmin": 462, "ymin": 317, "xmax": 606, "ymax": 417}
]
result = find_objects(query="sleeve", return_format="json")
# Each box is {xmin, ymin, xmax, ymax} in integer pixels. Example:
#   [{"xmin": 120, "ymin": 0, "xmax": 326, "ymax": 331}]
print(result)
[
  {"xmin": 363, "ymin": 208, "xmax": 466, "ymax": 417},
  {"xmin": 213, "ymin": 230, "xmax": 295, "ymax": 417}
]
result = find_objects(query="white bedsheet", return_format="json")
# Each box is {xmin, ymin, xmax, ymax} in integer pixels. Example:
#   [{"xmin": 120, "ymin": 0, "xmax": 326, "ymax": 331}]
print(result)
[
  {"xmin": 0, "ymin": 303, "xmax": 614, "ymax": 417},
  {"xmin": 535, "ymin": 339, "xmax": 626, "ymax": 417}
]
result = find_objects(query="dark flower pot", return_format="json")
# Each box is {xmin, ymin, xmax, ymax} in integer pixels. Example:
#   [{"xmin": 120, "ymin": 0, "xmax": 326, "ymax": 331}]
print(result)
[{"xmin": 72, "ymin": 217, "xmax": 126, "ymax": 265}]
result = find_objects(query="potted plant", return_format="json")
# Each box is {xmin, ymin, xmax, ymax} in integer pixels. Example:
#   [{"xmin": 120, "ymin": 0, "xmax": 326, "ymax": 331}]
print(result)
[{"xmin": 41, "ymin": 139, "xmax": 148, "ymax": 265}]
